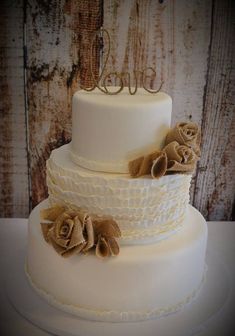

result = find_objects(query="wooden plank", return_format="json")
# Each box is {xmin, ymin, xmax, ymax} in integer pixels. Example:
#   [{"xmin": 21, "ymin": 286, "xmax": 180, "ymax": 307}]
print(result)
[
  {"xmin": 26, "ymin": 0, "xmax": 102, "ymax": 208},
  {"xmin": 0, "ymin": 0, "xmax": 29, "ymax": 217},
  {"xmin": 103, "ymin": 0, "xmax": 212, "ymax": 210},
  {"xmin": 193, "ymin": 0, "xmax": 235, "ymax": 220}
]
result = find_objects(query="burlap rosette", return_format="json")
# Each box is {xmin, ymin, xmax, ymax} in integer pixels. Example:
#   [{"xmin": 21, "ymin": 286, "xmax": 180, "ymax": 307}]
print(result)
[
  {"xmin": 40, "ymin": 205, "xmax": 121, "ymax": 258},
  {"xmin": 128, "ymin": 121, "xmax": 201, "ymax": 178},
  {"xmin": 163, "ymin": 141, "xmax": 197, "ymax": 172},
  {"xmin": 129, "ymin": 144, "xmax": 196, "ymax": 178},
  {"xmin": 165, "ymin": 122, "xmax": 201, "ymax": 157}
]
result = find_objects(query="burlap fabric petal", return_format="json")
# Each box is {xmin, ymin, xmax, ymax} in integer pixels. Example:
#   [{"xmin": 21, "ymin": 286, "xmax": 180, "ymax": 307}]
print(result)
[
  {"xmin": 165, "ymin": 122, "xmax": 201, "ymax": 156},
  {"xmin": 163, "ymin": 141, "xmax": 197, "ymax": 172},
  {"xmin": 151, "ymin": 151, "xmax": 167, "ymax": 179},
  {"xmin": 128, "ymin": 150, "xmax": 161, "ymax": 177},
  {"xmin": 107, "ymin": 237, "xmax": 120, "ymax": 256},
  {"xmin": 96, "ymin": 236, "xmax": 110, "ymax": 258},
  {"xmin": 41, "ymin": 223, "xmax": 53, "ymax": 242},
  {"xmin": 95, "ymin": 235, "xmax": 120, "ymax": 258},
  {"xmin": 82, "ymin": 215, "xmax": 95, "ymax": 253},
  {"xmin": 40, "ymin": 205, "xmax": 65, "ymax": 221},
  {"xmin": 92, "ymin": 218, "xmax": 121, "ymax": 258}
]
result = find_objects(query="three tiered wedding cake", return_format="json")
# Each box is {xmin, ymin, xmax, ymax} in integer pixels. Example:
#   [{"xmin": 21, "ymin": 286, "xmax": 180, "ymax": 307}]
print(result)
[{"xmin": 26, "ymin": 88, "xmax": 207, "ymax": 322}]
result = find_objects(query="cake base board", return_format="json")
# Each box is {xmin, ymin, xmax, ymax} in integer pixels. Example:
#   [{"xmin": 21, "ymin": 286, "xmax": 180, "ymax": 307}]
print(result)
[{"xmin": 5, "ymin": 239, "xmax": 230, "ymax": 336}]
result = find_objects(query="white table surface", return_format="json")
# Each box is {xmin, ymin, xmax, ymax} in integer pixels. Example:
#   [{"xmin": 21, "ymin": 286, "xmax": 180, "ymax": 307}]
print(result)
[{"xmin": 0, "ymin": 218, "xmax": 234, "ymax": 336}]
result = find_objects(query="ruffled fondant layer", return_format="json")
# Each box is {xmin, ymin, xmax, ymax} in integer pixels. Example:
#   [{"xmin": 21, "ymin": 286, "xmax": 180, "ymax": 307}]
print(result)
[{"xmin": 47, "ymin": 144, "xmax": 192, "ymax": 244}]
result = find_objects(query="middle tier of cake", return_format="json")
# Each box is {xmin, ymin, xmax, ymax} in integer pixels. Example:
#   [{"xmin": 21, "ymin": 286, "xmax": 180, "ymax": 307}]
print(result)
[{"xmin": 47, "ymin": 144, "xmax": 191, "ymax": 245}]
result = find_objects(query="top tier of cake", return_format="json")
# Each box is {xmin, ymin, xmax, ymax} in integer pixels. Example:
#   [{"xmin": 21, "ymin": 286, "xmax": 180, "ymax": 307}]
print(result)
[{"xmin": 70, "ymin": 88, "xmax": 172, "ymax": 173}]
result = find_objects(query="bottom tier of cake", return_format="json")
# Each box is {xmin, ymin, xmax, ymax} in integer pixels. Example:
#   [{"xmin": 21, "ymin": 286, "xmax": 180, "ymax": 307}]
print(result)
[{"xmin": 26, "ymin": 199, "xmax": 207, "ymax": 322}]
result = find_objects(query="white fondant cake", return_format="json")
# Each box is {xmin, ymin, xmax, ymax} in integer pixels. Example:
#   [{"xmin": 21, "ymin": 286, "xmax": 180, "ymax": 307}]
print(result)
[
  {"xmin": 71, "ymin": 88, "xmax": 172, "ymax": 173},
  {"xmin": 27, "ymin": 200, "xmax": 207, "ymax": 322},
  {"xmin": 26, "ymin": 88, "xmax": 208, "ymax": 322}
]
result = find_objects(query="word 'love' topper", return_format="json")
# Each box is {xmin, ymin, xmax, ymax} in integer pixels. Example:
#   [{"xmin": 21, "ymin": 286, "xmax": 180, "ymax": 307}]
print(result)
[{"xmin": 80, "ymin": 28, "xmax": 163, "ymax": 95}]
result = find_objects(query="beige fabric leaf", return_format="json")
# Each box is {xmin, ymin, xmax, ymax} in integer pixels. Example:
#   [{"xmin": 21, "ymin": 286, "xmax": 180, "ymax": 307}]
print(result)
[
  {"xmin": 107, "ymin": 237, "xmax": 120, "ymax": 256},
  {"xmin": 151, "ymin": 151, "xmax": 167, "ymax": 179},
  {"xmin": 128, "ymin": 151, "xmax": 160, "ymax": 177},
  {"xmin": 40, "ymin": 205, "xmax": 66, "ymax": 221},
  {"xmin": 96, "ymin": 236, "xmax": 110, "ymax": 258},
  {"xmin": 165, "ymin": 122, "xmax": 201, "ymax": 156},
  {"xmin": 163, "ymin": 141, "xmax": 197, "ymax": 172}
]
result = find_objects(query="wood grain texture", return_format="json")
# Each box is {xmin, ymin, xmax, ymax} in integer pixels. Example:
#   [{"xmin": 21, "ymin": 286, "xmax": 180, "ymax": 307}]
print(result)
[
  {"xmin": 103, "ymin": 0, "xmax": 212, "ymax": 205},
  {"xmin": 26, "ymin": 0, "xmax": 102, "ymax": 208},
  {"xmin": 0, "ymin": 0, "xmax": 29, "ymax": 217},
  {"xmin": 193, "ymin": 0, "xmax": 235, "ymax": 220}
]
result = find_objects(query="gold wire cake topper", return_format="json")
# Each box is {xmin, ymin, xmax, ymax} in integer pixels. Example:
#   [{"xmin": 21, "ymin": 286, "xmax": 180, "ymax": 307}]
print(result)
[{"xmin": 80, "ymin": 28, "xmax": 163, "ymax": 95}]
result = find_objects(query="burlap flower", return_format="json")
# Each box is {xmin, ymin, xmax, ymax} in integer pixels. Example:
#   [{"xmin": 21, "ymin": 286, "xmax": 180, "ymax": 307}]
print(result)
[
  {"xmin": 92, "ymin": 218, "xmax": 121, "ymax": 258},
  {"xmin": 40, "ymin": 205, "xmax": 121, "ymax": 258},
  {"xmin": 41, "ymin": 206, "xmax": 94, "ymax": 258},
  {"xmin": 163, "ymin": 141, "xmax": 197, "ymax": 172},
  {"xmin": 128, "ymin": 121, "xmax": 201, "ymax": 179},
  {"xmin": 165, "ymin": 122, "xmax": 201, "ymax": 156}
]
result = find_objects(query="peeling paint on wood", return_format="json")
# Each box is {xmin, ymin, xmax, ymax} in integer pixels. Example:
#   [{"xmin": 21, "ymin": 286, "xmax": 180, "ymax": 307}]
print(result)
[
  {"xmin": 193, "ymin": 0, "xmax": 235, "ymax": 220},
  {"xmin": 26, "ymin": 0, "xmax": 103, "ymax": 208},
  {"xmin": 0, "ymin": 0, "xmax": 29, "ymax": 217}
]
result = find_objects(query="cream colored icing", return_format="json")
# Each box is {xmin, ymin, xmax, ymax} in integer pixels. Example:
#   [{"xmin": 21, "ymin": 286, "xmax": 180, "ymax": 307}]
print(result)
[
  {"xmin": 47, "ymin": 144, "xmax": 191, "ymax": 244},
  {"xmin": 71, "ymin": 88, "xmax": 172, "ymax": 173},
  {"xmin": 25, "ymin": 263, "xmax": 206, "ymax": 322},
  {"xmin": 27, "ymin": 199, "xmax": 208, "ymax": 322}
]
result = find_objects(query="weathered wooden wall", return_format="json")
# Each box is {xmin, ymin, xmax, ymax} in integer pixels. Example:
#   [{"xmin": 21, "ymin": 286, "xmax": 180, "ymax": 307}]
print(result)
[
  {"xmin": 1, "ymin": 0, "xmax": 234, "ymax": 220},
  {"xmin": 26, "ymin": 0, "xmax": 102, "ymax": 208},
  {"xmin": 193, "ymin": 0, "xmax": 235, "ymax": 220},
  {"xmin": 0, "ymin": 0, "xmax": 29, "ymax": 217}
]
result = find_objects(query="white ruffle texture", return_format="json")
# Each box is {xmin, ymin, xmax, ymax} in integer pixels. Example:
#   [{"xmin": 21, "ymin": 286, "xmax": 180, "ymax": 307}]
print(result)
[{"xmin": 47, "ymin": 145, "xmax": 192, "ymax": 244}]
